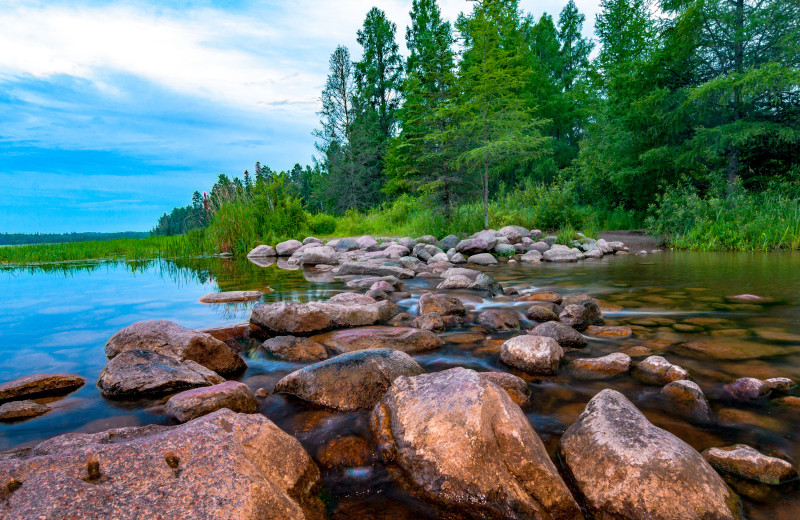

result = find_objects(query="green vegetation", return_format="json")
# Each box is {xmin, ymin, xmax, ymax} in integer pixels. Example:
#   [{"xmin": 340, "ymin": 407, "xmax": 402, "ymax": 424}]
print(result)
[{"xmin": 0, "ymin": 231, "xmax": 149, "ymax": 246}]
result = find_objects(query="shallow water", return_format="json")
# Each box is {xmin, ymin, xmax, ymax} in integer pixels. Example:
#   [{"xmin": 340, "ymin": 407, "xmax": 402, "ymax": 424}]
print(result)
[{"xmin": 2, "ymin": 252, "xmax": 800, "ymax": 518}]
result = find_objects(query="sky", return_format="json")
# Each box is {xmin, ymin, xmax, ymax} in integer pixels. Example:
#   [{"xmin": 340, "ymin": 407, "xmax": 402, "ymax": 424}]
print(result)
[{"xmin": 0, "ymin": 0, "xmax": 603, "ymax": 233}]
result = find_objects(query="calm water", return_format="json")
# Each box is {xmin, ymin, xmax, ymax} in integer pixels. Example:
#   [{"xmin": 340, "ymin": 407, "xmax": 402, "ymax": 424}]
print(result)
[{"xmin": 2, "ymin": 252, "xmax": 800, "ymax": 518}]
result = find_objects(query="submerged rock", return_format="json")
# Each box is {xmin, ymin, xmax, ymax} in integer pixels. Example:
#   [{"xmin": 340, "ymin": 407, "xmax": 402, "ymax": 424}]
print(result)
[
  {"xmin": 661, "ymin": 380, "xmax": 713, "ymax": 424},
  {"xmin": 166, "ymin": 381, "xmax": 259, "ymax": 422},
  {"xmin": 105, "ymin": 320, "xmax": 246, "ymax": 375},
  {"xmin": 198, "ymin": 291, "xmax": 262, "ymax": 304},
  {"xmin": 261, "ymin": 336, "xmax": 328, "ymax": 362},
  {"xmin": 525, "ymin": 304, "xmax": 560, "ymax": 322},
  {"xmin": 559, "ymin": 389, "xmax": 743, "ymax": 520},
  {"xmin": 516, "ymin": 290, "xmax": 562, "ymax": 304},
  {"xmin": 0, "ymin": 400, "xmax": 50, "ymax": 421},
  {"xmin": 585, "ymin": 325, "xmax": 633, "ymax": 338},
  {"xmin": 500, "ymin": 335, "xmax": 564, "ymax": 375},
  {"xmin": 310, "ymin": 326, "xmax": 443, "ymax": 355},
  {"xmin": 765, "ymin": 377, "xmax": 796, "ymax": 393},
  {"xmin": 0, "ymin": 373, "xmax": 85, "ymax": 403},
  {"xmin": 702, "ymin": 444, "xmax": 798, "ymax": 485},
  {"xmin": 476, "ymin": 309, "xmax": 521, "ymax": 332},
  {"xmin": 275, "ymin": 349, "xmax": 424, "ymax": 411},
  {"xmin": 371, "ymin": 368, "xmax": 582, "ymax": 519},
  {"xmin": 530, "ymin": 321, "xmax": 587, "ymax": 348},
  {"xmin": 568, "ymin": 353, "xmax": 631, "ymax": 380},
  {"xmin": 0, "ymin": 409, "xmax": 323, "ymax": 520},
  {"xmin": 721, "ymin": 377, "xmax": 771, "ymax": 402},
  {"xmin": 633, "ymin": 355, "xmax": 690, "ymax": 385}
]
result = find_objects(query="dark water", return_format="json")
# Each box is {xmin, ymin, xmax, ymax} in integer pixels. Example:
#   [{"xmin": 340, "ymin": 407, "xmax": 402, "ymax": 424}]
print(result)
[{"xmin": 2, "ymin": 252, "xmax": 800, "ymax": 518}]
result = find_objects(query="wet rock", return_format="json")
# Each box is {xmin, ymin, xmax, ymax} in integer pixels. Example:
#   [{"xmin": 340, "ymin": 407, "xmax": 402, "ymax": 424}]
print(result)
[
  {"xmin": 311, "ymin": 326, "xmax": 443, "ymax": 355},
  {"xmin": 317, "ymin": 436, "xmax": 374, "ymax": 468},
  {"xmin": 702, "ymin": 444, "xmax": 798, "ymax": 485},
  {"xmin": 661, "ymin": 380, "xmax": 713, "ymax": 424},
  {"xmin": 530, "ymin": 321, "xmax": 587, "ymax": 348},
  {"xmin": 440, "ymin": 267, "xmax": 481, "ymax": 280},
  {"xmin": 568, "ymin": 353, "xmax": 631, "ymax": 380},
  {"xmin": 300, "ymin": 245, "xmax": 338, "ymax": 266},
  {"xmin": 0, "ymin": 400, "xmax": 50, "ymax": 421},
  {"xmin": 198, "ymin": 290, "xmax": 262, "ymax": 304},
  {"xmin": 765, "ymin": 377, "xmax": 796, "ymax": 393},
  {"xmin": 585, "ymin": 325, "xmax": 633, "ymax": 338},
  {"xmin": 345, "ymin": 275, "xmax": 406, "ymax": 291},
  {"xmin": 308, "ymin": 294, "xmax": 399, "ymax": 328},
  {"xmin": 476, "ymin": 309, "xmax": 521, "ymax": 332},
  {"xmin": 165, "ymin": 381, "xmax": 259, "ymax": 423},
  {"xmin": 456, "ymin": 238, "xmax": 493, "ymax": 256},
  {"xmin": 477, "ymin": 371, "xmax": 530, "ymax": 406},
  {"xmin": 503, "ymin": 286, "xmax": 519, "ymax": 295},
  {"xmin": 559, "ymin": 301, "xmax": 604, "ymax": 331},
  {"xmin": 0, "ymin": 409, "xmax": 322, "ymax": 520},
  {"xmin": 583, "ymin": 248, "xmax": 603, "ymax": 259},
  {"xmin": 336, "ymin": 262, "xmax": 414, "ymax": 279},
  {"xmin": 276, "ymin": 239, "xmax": 303, "ymax": 256},
  {"xmin": 106, "ymin": 320, "xmax": 246, "ymax": 375},
  {"xmin": 543, "ymin": 245, "xmax": 581, "ymax": 262},
  {"xmin": 721, "ymin": 378, "xmax": 771, "ymax": 401},
  {"xmin": 0, "ymin": 373, "xmax": 85, "ymax": 403},
  {"xmin": 469, "ymin": 273, "xmax": 504, "ymax": 296},
  {"xmin": 516, "ymin": 290, "xmax": 562, "ymax": 304},
  {"xmin": 418, "ymin": 293, "xmax": 466, "ymax": 316},
  {"xmin": 276, "ymin": 349, "xmax": 424, "ymax": 411},
  {"xmin": 371, "ymin": 368, "xmax": 582, "ymax": 520},
  {"xmin": 525, "ymin": 304, "xmax": 560, "ymax": 322},
  {"xmin": 97, "ymin": 350, "xmax": 225, "ymax": 398},
  {"xmin": 633, "ymin": 355, "xmax": 690, "ymax": 385},
  {"xmin": 520, "ymin": 250, "xmax": 542, "ymax": 262},
  {"xmin": 559, "ymin": 389, "xmax": 743, "ymax": 520},
  {"xmin": 411, "ymin": 312, "xmax": 446, "ymax": 332},
  {"xmin": 467, "ymin": 253, "xmax": 497, "ymax": 265},
  {"xmin": 250, "ymin": 302, "xmax": 333, "ymax": 335},
  {"xmin": 246, "ymin": 244, "xmax": 277, "ymax": 258},
  {"xmin": 500, "ymin": 335, "xmax": 564, "ymax": 375},
  {"xmin": 671, "ymin": 339, "xmax": 787, "ymax": 361},
  {"xmin": 437, "ymin": 275, "xmax": 472, "ymax": 289},
  {"xmin": 261, "ymin": 336, "xmax": 328, "ymax": 362}
]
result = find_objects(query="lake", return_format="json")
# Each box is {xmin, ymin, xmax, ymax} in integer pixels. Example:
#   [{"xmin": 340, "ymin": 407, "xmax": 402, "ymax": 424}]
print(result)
[{"xmin": 1, "ymin": 252, "xmax": 799, "ymax": 518}]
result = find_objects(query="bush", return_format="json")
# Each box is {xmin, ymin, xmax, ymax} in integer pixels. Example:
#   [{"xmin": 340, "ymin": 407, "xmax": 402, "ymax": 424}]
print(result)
[{"xmin": 308, "ymin": 213, "xmax": 337, "ymax": 236}]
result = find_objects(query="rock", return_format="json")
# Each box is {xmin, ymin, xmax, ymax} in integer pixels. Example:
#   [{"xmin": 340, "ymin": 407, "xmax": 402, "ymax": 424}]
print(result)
[
  {"xmin": 493, "ymin": 243, "xmax": 516, "ymax": 256},
  {"xmin": 0, "ymin": 373, "xmax": 85, "ymax": 403},
  {"xmin": 633, "ymin": 356, "xmax": 690, "ymax": 385},
  {"xmin": 429, "ymin": 252, "xmax": 449, "ymax": 263},
  {"xmin": 702, "ymin": 444, "xmax": 798, "ymax": 485},
  {"xmin": 568, "ymin": 353, "xmax": 631, "ymax": 380},
  {"xmin": 418, "ymin": 234, "xmax": 439, "ymax": 246},
  {"xmin": 450, "ymin": 252, "xmax": 467, "ymax": 263},
  {"xmin": 250, "ymin": 302, "xmax": 333, "ymax": 335},
  {"xmin": 583, "ymin": 248, "xmax": 603, "ymax": 259},
  {"xmin": 370, "ymin": 280, "xmax": 395, "ymax": 293},
  {"xmin": 516, "ymin": 290, "xmax": 562, "ymax": 304},
  {"xmin": 345, "ymin": 275, "xmax": 406, "ymax": 291},
  {"xmin": 439, "ymin": 234, "xmax": 460, "ymax": 251},
  {"xmin": 276, "ymin": 239, "xmax": 303, "ymax": 256},
  {"xmin": 476, "ymin": 309, "xmax": 521, "ymax": 332},
  {"xmin": 0, "ymin": 400, "xmax": 50, "ymax": 421},
  {"xmin": 467, "ymin": 253, "xmax": 498, "ymax": 265},
  {"xmin": 520, "ymin": 250, "xmax": 543, "ymax": 262},
  {"xmin": 456, "ymin": 238, "xmax": 492, "ymax": 256},
  {"xmin": 105, "ymin": 320, "xmax": 246, "ymax": 375},
  {"xmin": 529, "ymin": 241, "xmax": 550, "ymax": 253},
  {"xmin": 503, "ymin": 286, "xmax": 519, "ymax": 295},
  {"xmin": 418, "ymin": 293, "xmax": 466, "ymax": 316},
  {"xmin": 261, "ymin": 336, "xmax": 328, "ymax": 362},
  {"xmin": 165, "ymin": 381, "xmax": 259, "ymax": 422},
  {"xmin": 559, "ymin": 389, "xmax": 743, "ymax": 520},
  {"xmin": 497, "ymin": 226, "xmax": 525, "ymax": 244},
  {"xmin": 721, "ymin": 378, "xmax": 771, "ymax": 401},
  {"xmin": 336, "ymin": 262, "xmax": 414, "ymax": 279},
  {"xmin": 558, "ymin": 300, "xmax": 604, "ymax": 331},
  {"xmin": 500, "ymin": 335, "xmax": 564, "ymax": 375},
  {"xmin": 525, "ymin": 304, "xmax": 560, "ymax": 322},
  {"xmin": 300, "ymin": 245, "xmax": 338, "ymax": 265},
  {"xmin": 371, "ymin": 368, "xmax": 582, "ymax": 519},
  {"xmin": 246, "ymin": 244, "xmax": 277, "ymax": 258},
  {"xmin": 543, "ymin": 245, "xmax": 581, "ymax": 262},
  {"xmin": 303, "ymin": 236, "xmax": 323, "ymax": 245},
  {"xmin": 411, "ymin": 312, "xmax": 464, "ymax": 333},
  {"xmin": 437, "ymin": 275, "xmax": 472, "ymax": 289},
  {"xmin": 469, "ymin": 273, "xmax": 504, "ymax": 296},
  {"xmin": 0, "ymin": 409, "xmax": 322, "ymax": 520},
  {"xmin": 765, "ymin": 377, "xmax": 796, "ymax": 392},
  {"xmin": 97, "ymin": 350, "xmax": 225, "ymax": 398},
  {"xmin": 440, "ymin": 267, "xmax": 481, "ymax": 280},
  {"xmin": 477, "ymin": 371, "xmax": 530, "ymax": 406},
  {"xmin": 585, "ymin": 325, "xmax": 633, "ymax": 338},
  {"xmin": 356, "ymin": 235, "xmax": 379, "ymax": 250},
  {"xmin": 661, "ymin": 380, "xmax": 713, "ymax": 424},
  {"xmin": 530, "ymin": 321, "xmax": 587, "ymax": 348},
  {"xmin": 198, "ymin": 290, "xmax": 262, "ymax": 304},
  {"xmin": 308, "ymin": 295, "xmax": 399, "ymax": 328},
  {"xmin": 310, "ymin": 326, "xmax": 443, "ymax": 355},
  {"xmin": 334, "ymin": 239, "xmax": 359, "ymax": 252},
  {"xmin": 276, "ymin": 349, "xmax": 424, "ymax": 411},
  {"xmin": 317, "ymin": 436, "xmax": 374, "ymax": 468}
]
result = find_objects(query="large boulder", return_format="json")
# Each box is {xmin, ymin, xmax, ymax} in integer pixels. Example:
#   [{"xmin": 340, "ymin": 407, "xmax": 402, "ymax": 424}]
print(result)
[
  {"xmin": 299, "ymin": 245, "xmax": 338, "ymax": 266},
  {"xmin": 276, "ymin": 239, "xmax": 303, "ymax": 256},
  {"xmin": 440, "ymin": 267, "xmax": 481, "ymax": 280},
  {"xmin": 250, "ymin": 302, "xmax": 333, "ymax": 335},
  {"xmin": 439, "ymin": 234, "xmax": 460, "ymax": 251},
  {"xmin": 418, "ymin": 293, "xmax": 466, "ymax": 316},
  {"xmin": 701, "ymin": 444, "xmax": 798, "ymax": 485},
  {"xmin": 371, "ymin": 368, "xmax": 582, "ymax": 519},
  {"xmin": 0, "ymin": 409, "xmax": 323, "ymax": 520},
  {"xmin": 261, "ymin": 336, "xmax": 328, "ymax": 362},
  {"xmin": 275, "ymin": 349, "xmax": 424, "ymax": 411},
  {"xmin": 559, "ymin": 389, "xmax": 743, "ymax": 520},
  {"xmin": 530, "ymin": 321, "xmax": 587, "ymax": 348},
  {"xmin": 0, "ymin": 373, "xmax": 85, "ymax": 403},
  {"xmin": 500, "ymin": 335, "xmax": 564, "ymax": 375},
  {"xmin": 568, "ymin": 353, "xmax": 631, "ymax": 380},
  {"xmin": 105, "ymin": 320, "xmax": 246, "ymax": 375},
  {"xmin": 497, "ymin": 226, "xmax": 525, "ymax": 244},
  {"xmin": 165, "ymin": 381, "xmax": 259, "ymax": 422},
  {"xmin": 307, "ymin": 294, "xmax": 399, "ymax": 328},
  {"xmin": 97, "ymin": 350, "xmax": 224, "ymax": 398},
  {"xmin": 467, "ymin": 253, "xmax": 498, "ymax": 265},
  {"xmin": 456, "ymin": 238, "xmax": 492, "ymax": 256},
  {"xmin": 661, "ymin": 380, "xmax": 713, "ymax": 424},
  {"xmin": 520, "ymin": 250, "xmax": 543, "ymax": 263},
  {"xmin": 310, "ymin": 326, "xmax": 443, "ymax": 355},
  {"xmin": 543, "ymin": 245, "xmax": 581, "ymax": 263},
  {"xmin": 469, "ymin": 273, "xmax": 504, "ymax": 296},
  {"xmin": 476, "ymin": 309, "xmax": 522, "ymax": 332},
  {"xmin": 559, "ymin": 299, "xmax": 604, "ymax": 331},
  {"xmin": 246, "ymin": 244, "xmax": 277, "ymax": 258},
  {"xmin": 356, "ymin": 235, "xmax": 379, "ymax": 250}
]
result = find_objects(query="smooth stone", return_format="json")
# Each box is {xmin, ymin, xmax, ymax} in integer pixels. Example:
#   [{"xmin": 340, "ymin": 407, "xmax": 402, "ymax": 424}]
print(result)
[
  {"xmin": 497, "ymin": 226, "xmax": 526, "ymax": 244},
  {"xmin": 299, "ymin": 245, "xmax": 338, "ymax": 265},
  {"xmin": 543, "ymin": 245, "xmax": 581, "ymax": 262},
  {"xmin": 500, "ymin": 335, "xmax": 564, "ymax": 375},
  {"xmin": 569, "ymin": 353, "xmax": 631, "ymax": 380},
  {"xmin": 633, "ymin": 356, "xmax": 690, "ymax": 385},
  {"xmin": 0, "ymin": 400, "xmax": 50, "ymax": 421},
  {"xmin": 467, "ymin": 253, "xmax": 498, "ymax": 265},
  {"xmin": 559, "ymin": 301, "xmax": 604, "ymax": 331},
  {"xmin": 0, "ymin": 373, "xmax": 85, "ymax": 403},
  {"xmin": 525, "ymin": 304, "xmax": 560, "ymax": 322},
  {"xmin": 276, "ymin": 239, "xmax": 303, "ymax": 256},
  {"xmin": 437, "ymin": 275, "xmax": 472, "ymax": 289},
  {"xmin": 334, "ymin": 239, "xmax": 359, "ymax": 252},
  {"xmin": 371, "ymin": 368, "xmax": 582, "ymax": 519},
  {"xmin": 439, "ymin": 234, "xmax": 460, "ymax": 251},
  {"xmin": 356, "ymin": 235, "xmax": 380, "ymax": 250},
  {"xmin": 418, "ymin": 293, "xmax": 466, "ymax": 316},
  {"xmin": 585, "ymin": 325, "xmax": 633, "ymax": 338},
  {"xmin": 529, "ymin": 321, "xmax": 587, "ymax": 348},
  {"xmin": 493, "ymin": 243, "xmax": 516, "ymax": 256},
  {"xmin": 468, "ymin": 273, "xmax": 504, "ymax": 296},
  {"xmin": 302, "ymin": 236, "xmax": 323, "ymax": 245},
  {"xmin": 250, "ymin": 302, "xmax": 332, "ymax": 334},
  {"xmin": 478, "ymin": 371, "xmax": 530, "ymax": 406},
  {"xmin": 450, "ymin": 252, "xmax": 467, "ymax": 263},
  {"xmin": 311, "ymin": 326, "xmax": 443, "ymax": 355},
  {"xmin": 246, "ymin": 244, "xmax": 277, "ymax": 258},
  {"xmin": 440, "ymin": 267, "xmax": 481, "ymax": 280},
  {"xmin": 97, "ymin": 350, "xmax": 225, "ymax": 398},
  {"xmin": 721, "ymin": 377, "xmax": 771, "ymax": 401},
  {"xmin": 516, "ymin": 291, "xmax": 562, "ymax": 304},
  {"xmin": 702, "ymin": 444, "xmax": 798, "ymax": 485},
  {"xmin": 307, "ymin": 294, "xmax": 399, "ymax": 327},
  {"xmin": 165, "ymin": 381, "xmax": 259, "ymax": 423},
  {"xmin": 336, "ymin": 262, "xmax": 414, "ymax": 279},
  {"xmin": 476, "ymin": 309, "xmax": 522, "ymax": 332},
  {"xmin": 105, "ymin": 320, "xmax": 246, "ymax": 375},
  {"xmin": 559, "ymin": 389, "xmax": 743, "ymax": 520},
  {"xmin": 411, "ymin": 313, "xmax": 465, "ymax": 333},
  {"xmin": 198, "ymin": 290, "xmax": 262, "ymax": 304},
  {"xmin": 765, "ymin": 377, "xmax": 796, "ymax": 393},
  {"xmin": 0, "ymin": 409, "xmax": 322, "ymax": 519},
  {"xmin": 661, "ymin": 380, "xmax": 713, "ymax": 424},
  {"xmin": 261, "ymin": 336, "xmax": 328, "ymax": 362},
  {"xmin": 275, "ymin": 349, "xmax": 424, "ymax": 411},
  {"xmin": 456, "ymin": 237, "xmax": 493, "ymax": 256}
]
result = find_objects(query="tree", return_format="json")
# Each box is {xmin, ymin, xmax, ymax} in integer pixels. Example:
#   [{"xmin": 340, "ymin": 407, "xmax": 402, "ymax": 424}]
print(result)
[{"xmin": 557, "ymin": 0, "xmax": 593, "ymax": 92}]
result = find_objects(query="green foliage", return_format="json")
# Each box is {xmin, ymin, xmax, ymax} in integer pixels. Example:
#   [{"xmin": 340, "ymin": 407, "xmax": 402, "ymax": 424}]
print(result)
[
  {"xmin": 308, "ymin": 213, "xmax": 337, "ymax": 236},
  {"xmin": 0, "ymin": 231, "xmax": 149, "ymax": 246}
]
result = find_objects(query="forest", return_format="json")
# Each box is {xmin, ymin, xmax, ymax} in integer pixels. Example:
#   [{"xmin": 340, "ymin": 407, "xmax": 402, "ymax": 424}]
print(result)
[{"xmin": 151, "ymin": 0, "xmax": 799, "ymax": 252}]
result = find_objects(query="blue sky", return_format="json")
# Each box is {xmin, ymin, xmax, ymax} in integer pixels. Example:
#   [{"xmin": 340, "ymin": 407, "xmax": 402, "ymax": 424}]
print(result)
[{"xmin": 0, "ymin": 0, "xmax": 601, "ymax": 233}]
